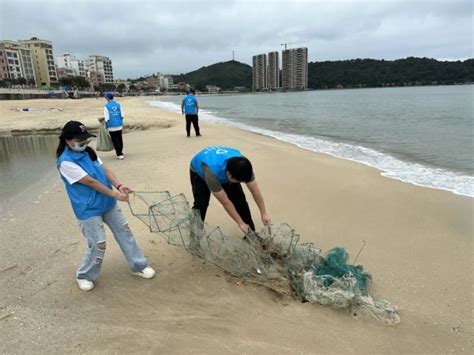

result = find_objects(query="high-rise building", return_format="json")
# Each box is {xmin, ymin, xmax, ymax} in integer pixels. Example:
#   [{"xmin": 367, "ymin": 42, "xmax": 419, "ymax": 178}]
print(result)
[
  {"xmin": 252, "ymin": 53, "xmax": 267, "ymax": 91},
  {"xmin": 267, "ymin": 51, "xmax": 280, "ymax": 90},
  {"xmin": 282, "ymin": 47, "xmax": 308, "ymax": 90},
  {"xmin": 0, "ymin": 50, "xmax": 7, "ymax": 81},
  {"xmin": 56, "ymin": 54, "xmax": 85, "ymax": 77},
  {"xmin": 19, "ymin": 37, "xmax": 58, "ymax": 86},
  {"xmin": 0, "ymin": 40, "xmax": 36, "ymax": 84},
  {"xmin": 86, "ymin": 55, "xmax": 113, "ymax": 86}
]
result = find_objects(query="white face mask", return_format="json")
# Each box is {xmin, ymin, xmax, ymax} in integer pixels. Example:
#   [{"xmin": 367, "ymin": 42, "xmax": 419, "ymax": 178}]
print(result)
[{"xmin": 69, "ymin": 139, "xmax": 91, "ymax": 152}]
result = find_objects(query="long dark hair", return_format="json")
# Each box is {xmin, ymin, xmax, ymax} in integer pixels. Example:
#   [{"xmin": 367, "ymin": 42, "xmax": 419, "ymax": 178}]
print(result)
[{"xmin": 56, "ymin": 137, "xmax": 98, "ymax": 161}]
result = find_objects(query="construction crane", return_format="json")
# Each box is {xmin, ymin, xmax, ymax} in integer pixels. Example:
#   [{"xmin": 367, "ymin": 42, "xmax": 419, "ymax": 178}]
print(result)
[{"xmin": 280, "ymin": 41, "xmax": 308, "ymax": 50}]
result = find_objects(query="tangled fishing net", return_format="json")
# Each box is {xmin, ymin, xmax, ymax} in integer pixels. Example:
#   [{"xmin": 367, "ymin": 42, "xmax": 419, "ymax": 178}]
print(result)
[{"xmin": 128, "ymin": 191, "xmax": 400, "ymax": 325}]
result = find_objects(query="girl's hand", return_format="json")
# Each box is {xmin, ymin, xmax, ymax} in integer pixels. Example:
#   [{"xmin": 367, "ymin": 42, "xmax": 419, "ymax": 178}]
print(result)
[
  {"xmin": 118, "ymin": 185, "xmax": 132, "ymax": 194},
  {"xmin": 116, "ymin": 192, "xmax": 129, "ymax": 202}
]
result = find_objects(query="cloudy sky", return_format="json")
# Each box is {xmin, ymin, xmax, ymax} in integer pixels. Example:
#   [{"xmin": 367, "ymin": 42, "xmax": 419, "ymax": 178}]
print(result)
[{"xmin": 1, "ymin": 0, "xmax": 472, "ymax": 78}]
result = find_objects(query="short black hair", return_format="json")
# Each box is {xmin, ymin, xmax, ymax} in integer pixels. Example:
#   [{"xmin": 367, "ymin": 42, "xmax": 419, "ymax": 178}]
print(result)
[
  {"xmin": 190, "ymin": 88, "xmax": 196, "ymax": 94},
  {"xmin": 226, "ymin": 157, "xmax": 253, "ymax": 182}
]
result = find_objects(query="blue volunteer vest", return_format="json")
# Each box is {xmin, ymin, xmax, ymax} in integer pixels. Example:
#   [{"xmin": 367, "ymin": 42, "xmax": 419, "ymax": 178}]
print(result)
[
  {"xmin": 57, "ymin": 147, "xmax": 116, "ymax": 220},
  {"xmin": 105, "ymin": 101, "xmax": 123, "ymax": 128},
  {"xmin": 183, "ymin": 95, "xmax": 197, "ymax": 114},
  {"xmin": 191, "ymin": 146, "xmax": 243, "ymax": 183}
]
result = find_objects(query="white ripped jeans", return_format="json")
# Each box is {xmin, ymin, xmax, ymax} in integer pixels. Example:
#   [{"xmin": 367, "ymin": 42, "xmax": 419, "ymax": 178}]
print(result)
[{"xmin": 77, "ymin": 204, "xmax": 148, "ymax": 281}]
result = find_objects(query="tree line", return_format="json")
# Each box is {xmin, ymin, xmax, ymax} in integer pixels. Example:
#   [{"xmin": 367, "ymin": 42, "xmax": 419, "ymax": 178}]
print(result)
[{"xmin": 308, "ymin": 57, "xmax": 473, "ymax": 89}]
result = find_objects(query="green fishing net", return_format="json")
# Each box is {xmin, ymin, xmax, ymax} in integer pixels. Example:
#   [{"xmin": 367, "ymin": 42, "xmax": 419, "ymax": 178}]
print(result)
[{"xmin": 128, "ymin": 191, "xmax": 400, "ymax": 325}]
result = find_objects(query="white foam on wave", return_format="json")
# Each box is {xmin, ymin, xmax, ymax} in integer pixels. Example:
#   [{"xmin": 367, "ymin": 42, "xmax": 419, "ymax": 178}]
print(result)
[{"xmin": 148, "ymin": 100, "xmax": 474, "ymax": 197}]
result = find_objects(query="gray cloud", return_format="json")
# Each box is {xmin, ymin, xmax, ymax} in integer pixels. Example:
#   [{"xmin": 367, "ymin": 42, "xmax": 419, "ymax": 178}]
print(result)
[{"xmin": 1, "ymin": 0, "xmax": 472, "ymax": 78}]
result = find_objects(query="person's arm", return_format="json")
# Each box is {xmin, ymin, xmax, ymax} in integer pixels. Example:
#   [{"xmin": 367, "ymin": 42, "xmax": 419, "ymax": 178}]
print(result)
[
  {"xmin": 202, "ymin": 164, "xmax": 249, "ymax": 233},
  {"xmin": 181, "ymin": 99, "xmax": 185, "ymax": 115},
  {"xmin": 103, "ymin": 107, "xmax": 110, "ymax": 123},
  {"xmin": 102, "ymin": 164, "xmax": 131, "ymax": 194},
  {"xmin": 77, "ymin": 174, "xmax": 128, "ymax": 202},
  {"xmin": 246, "ymin": 180, "xmax": 271, "ymax": 225},
  {"xmin": 195, "ymin": 99, "xmax": 199, "ymax": 114},
  {"xmin": 212, "ymin": 190, "xmax": 249, "ymax": 234}
]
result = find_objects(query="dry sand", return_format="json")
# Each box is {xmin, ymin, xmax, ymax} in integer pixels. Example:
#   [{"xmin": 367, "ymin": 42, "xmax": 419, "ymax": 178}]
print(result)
[{"xmin": 0, "ymin": 98, "xmax": 472, "ymax": 353}]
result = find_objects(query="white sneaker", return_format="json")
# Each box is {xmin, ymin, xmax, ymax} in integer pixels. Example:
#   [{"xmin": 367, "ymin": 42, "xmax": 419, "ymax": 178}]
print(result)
[
  {"xmin": 76, "ymin": 279, "xmax": 94, "ymax": 291},
  {"xmin": 117, "ymin": 155, "xmax": 124, "ymax": 160},
  {"xmin": 132, "ymin": 266, "xmax": 156, "ymax": 279}
]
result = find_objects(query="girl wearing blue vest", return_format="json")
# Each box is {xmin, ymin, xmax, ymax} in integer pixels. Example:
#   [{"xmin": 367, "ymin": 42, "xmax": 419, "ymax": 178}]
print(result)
[
  {"xmin": 56, "ymin": 121, "xmax": 155, "ymax": 291},
  {"xmin": 190, "ymin": 146, "xmax": 271, "ymax": 234}
]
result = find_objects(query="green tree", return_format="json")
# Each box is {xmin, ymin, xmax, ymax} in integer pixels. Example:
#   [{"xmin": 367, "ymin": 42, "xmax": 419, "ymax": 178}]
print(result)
[
  {"xmin": 116, "ymin": 83, "xmax": 126, "ymax": 93},
  {"xmin": 98, "ymin": 83, "xmax": 116, "ymax": 93},
  {"xmin": 59, "ymin": 76, "xmax": 90, "ymax": 90},
  {"xmin": 307, "ymin": 57, "xmax": 473, "ymax": 89}
]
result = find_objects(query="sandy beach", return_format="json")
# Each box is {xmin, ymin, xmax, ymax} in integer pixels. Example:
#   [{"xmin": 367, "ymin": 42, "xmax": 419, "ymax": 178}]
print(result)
[{"xmin": 0, "ymin": 97, "xmax": 472, "ymax": 353}]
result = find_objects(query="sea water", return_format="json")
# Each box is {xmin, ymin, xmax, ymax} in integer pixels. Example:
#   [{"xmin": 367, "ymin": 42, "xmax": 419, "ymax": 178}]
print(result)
[{"xmin": 150, "ymin": 85, "xmax": 473, "ymax": 197}]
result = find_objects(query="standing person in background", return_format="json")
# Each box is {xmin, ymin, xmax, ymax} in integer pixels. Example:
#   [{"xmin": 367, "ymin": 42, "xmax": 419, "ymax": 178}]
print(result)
[
  {"xmin": 99, "ymin": 92, "xmax": 125, "ymax": 159},
  {"xmin": 181, "ymin": 88, "xmax": 201, "ymax": 137},
  {"xmin": 56, "ymin": 120, "xmax": 155, "ymax": 291}
]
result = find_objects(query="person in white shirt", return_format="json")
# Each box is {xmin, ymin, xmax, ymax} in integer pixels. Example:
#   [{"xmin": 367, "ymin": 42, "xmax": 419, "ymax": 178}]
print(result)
[
  {"xmin": 99, "ymin": 92, "xmax": 125, "ymax": 159},
  {"xmin": 56, "ymin": 120, "xmax": 155, "ymax": 291}
]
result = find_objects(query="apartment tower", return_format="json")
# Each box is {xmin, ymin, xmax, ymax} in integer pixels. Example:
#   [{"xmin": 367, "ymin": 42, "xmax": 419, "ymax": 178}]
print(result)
[
  {"xmin": 282, "ymin": 47, "xmax": 308, "ymax": 90},
  {"xmin": 252, "ymin": 53, "xmax": 267, "ymax": 91},
  {"xmin": 86, "ymin": 55, "xmax": 114, "ymax": 86},
  {"xmin": 0, "ymin": 40, "xmax": 36, "ymax": 84},
  {"xmin": 57, "ymin": 54, "xmax": 85, "ymax": 77},
  {"xmin": 19, "ymin": 37, "xmax": 58, "ymax": 86},
  {"xmin": 267, "ymin": 51, "xmax": 280, "ymax": 90}
]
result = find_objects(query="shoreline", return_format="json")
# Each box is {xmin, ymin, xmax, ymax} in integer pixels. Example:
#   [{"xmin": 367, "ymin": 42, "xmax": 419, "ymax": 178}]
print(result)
[
  {"xmin": 1, "ymin": 96, "xmax": 473, "ymax": 198},
  {"xmin": 148, "ymin": 97, "xmax": 474, "ymax": 198}
]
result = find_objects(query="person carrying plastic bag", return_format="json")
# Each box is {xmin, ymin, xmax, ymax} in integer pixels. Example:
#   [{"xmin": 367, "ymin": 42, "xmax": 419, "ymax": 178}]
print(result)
[{"xmin": 96, "ymin": 120, "xmax": 114, "ymax": 152}]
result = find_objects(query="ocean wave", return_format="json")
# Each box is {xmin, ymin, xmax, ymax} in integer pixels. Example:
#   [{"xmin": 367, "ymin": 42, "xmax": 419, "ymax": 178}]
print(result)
[{"xmin": 148, "ymin": 100, "xmax": 474, "ymax": 197}]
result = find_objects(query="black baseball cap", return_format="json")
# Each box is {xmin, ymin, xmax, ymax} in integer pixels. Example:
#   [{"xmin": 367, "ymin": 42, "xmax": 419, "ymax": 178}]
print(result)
[{"xmin": 60, "ymin": 120, "xmax": 96, "ymax": 140}]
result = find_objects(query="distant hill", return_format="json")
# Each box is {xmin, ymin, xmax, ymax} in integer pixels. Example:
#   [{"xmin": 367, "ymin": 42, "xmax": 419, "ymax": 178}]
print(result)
[
  {"xmin": 308, "ymin": 57, "xmax": 474, "ymax": 89},
  {"xmin": 172, "ymin": 60, "xmax": 252, "ymax": 91},
  {"xmin": 170, "ymin": 57, "xmax": 473, "ymax": 91}
]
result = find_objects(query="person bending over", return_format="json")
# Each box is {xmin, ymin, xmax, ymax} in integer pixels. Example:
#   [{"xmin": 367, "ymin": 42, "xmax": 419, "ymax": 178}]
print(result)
[{"xmin": 189, "ymin": 146, "xmax": 271, "ymax": 234}]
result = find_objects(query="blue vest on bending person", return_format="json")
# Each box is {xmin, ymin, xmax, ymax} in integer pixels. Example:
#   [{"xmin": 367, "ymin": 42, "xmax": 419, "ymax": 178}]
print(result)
[
  {"xmin": 57, "ymin": 147, "xmax": 116, "ymax": 220},
  {"xmin": 191, "ymin": 146, "xmax": 243, "ymax": 184},
  {"xmin": 105, "ymin": 101, "xmax": 123, "ymax": 129},
  {"xmin": 183, "ymin": 94, "xmax": 197, "ymax": 114}
]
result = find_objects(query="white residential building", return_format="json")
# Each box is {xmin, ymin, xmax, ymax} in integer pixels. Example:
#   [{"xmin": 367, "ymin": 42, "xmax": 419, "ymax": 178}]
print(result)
[
  {"xmin": 56, "ymin": 54, "xmax": 85, "ymax": 77},
  {"xmin": 86, "ymin": 55, "xmax": 113, "ymax": 85}
]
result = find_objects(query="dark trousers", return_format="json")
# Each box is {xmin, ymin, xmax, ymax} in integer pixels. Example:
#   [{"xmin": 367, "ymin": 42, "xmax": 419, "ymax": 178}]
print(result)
[
  {"xmin": 190, "ymin": 170, "xmax": 255, "ymax": 231},
  {"xmin": 185, "ymin": 114, "xmax": 201, "ymax": 137},
  {"xmin": 109, "ymin": 130, "xmax": 123, "ymax": 156}
]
